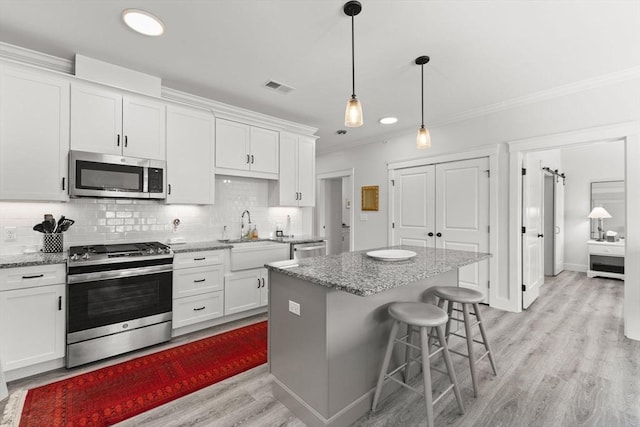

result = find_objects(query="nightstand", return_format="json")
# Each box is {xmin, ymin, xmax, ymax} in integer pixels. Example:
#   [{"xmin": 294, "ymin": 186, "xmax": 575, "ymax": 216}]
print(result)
[{"xmin": 587, "ymin": 239, "xmax": 625, "ymax": 279}]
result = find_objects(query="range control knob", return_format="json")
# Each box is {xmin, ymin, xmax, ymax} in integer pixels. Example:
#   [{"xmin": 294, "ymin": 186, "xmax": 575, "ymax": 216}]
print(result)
[
  {"xmin": 82, "ymin": 253, "xmax": 90, "ymax": 260},
  {"xmin": 70, "ymin": 254, "xmax": 80, "ymax": 261}
]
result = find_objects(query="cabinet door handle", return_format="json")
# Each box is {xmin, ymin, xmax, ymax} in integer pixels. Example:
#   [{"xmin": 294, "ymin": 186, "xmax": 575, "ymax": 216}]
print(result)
[
  {"xmin": 22, "ymin": 274, "xmax": 44, "ymax": 279},
  {"xmin": 257, "ymin": 278, "xmax": 261, "ymax": 288},
  {"xmin": 194, "ymin": 257, "xmax": 206, "ymax": 261},
  {"xmin": 193, "ymin": 306, "xmax": 206, "ymax": 311},
  {"xmin": 299, "ymin": 192, "xmax": 302, "ymax": 201},
  {"xmin": 124, "ymin": 135, "xmax": 128, "ymax": 147},
  {"xmin": 251, "ymin": 154, "xmax": 255, "ymax": 164},
  {"xmin": 436, "ymin": 232, "xmax": 442, "ymax": 237},
  {"xmin": 428, "ymin": 232, "xmax": 434, "ymax": 237},
  {"xmin": 538, "ymin": 234, "xmax": 544, "ymax": 238},
  {"xmin": 58, "ymin": 296, "xmax": 62, "ymax": 311},
  {"xmin": 246, "ymin": 154, "xmax": 250, "ymax": 164},
  {"xmin": 262, "ymin": 278, "xmax": 266, "ymax": 288},
  {"xmin": 168, "ymin": 184, "xmax": 172, "ymax": 195},
  {"xmin": 194, "ymin": 278, "xmax": 206, "ymax": 283},
  {"xmin": 61, "ymin": 177, "xmax": 66, "ymax": 190},
  {"xmin": 117, "ymin": 134, "xmax": 120, "ymax": 147}
]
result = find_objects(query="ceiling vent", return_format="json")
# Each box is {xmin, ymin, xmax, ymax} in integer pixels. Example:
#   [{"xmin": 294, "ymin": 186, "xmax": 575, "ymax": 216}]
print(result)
[{"xmin": 264, "ymin": 80, "xmax": 295, "ymax": 94}]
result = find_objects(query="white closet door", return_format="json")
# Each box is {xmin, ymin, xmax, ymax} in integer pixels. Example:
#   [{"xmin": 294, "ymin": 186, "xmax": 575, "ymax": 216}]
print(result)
[
  {"xmin": 435, "ymin": 158, "xmax": 490, "ymax": 299},
  {"xmin": 391, "ymin": 165, "xmax": 436, "ymax": 247},
  {"xmin": 554, "ymin": 179, "xmax": 565, "ymax": 275},
  {"xmin": 522, "ymin": 155, "xmax": 544, "ymax": 309}
]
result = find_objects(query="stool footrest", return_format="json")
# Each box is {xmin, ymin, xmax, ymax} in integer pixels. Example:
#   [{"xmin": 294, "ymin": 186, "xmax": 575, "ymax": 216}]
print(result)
[
  {"xmin": 432, "ymin": 384, "xmax": 455, "ymax": 406},
  {"xmin": 448, "ymin": 348, "xmax": 469, "ymax": 358},
  {"xmin": 476, "ymin": 350, "xmax": 490, "ymax": 363},
  {"xmin": 385, "ymin": 373, "xmax": 425, "ymax": 396}
]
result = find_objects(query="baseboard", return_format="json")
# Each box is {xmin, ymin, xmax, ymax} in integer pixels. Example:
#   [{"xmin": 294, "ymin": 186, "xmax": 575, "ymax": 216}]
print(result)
[{"xmin": 563, "ymin": 263, "xmax": 587, "ymax": 273}]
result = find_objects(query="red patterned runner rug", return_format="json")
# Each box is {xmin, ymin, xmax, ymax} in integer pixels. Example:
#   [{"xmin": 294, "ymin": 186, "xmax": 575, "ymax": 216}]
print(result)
[{"xmin": 18, "ymin": 321, "xmax": 268, "ymax": 426}]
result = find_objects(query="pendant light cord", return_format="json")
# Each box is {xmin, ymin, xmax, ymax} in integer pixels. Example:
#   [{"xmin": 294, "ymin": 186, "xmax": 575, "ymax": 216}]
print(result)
[
  {"xmin": 420, "ymin": 63, "xmax": 424, "ymax": 127},
  {"xmin": 351, "ymin": 14, "xmax": 356, "ymax": 97}
]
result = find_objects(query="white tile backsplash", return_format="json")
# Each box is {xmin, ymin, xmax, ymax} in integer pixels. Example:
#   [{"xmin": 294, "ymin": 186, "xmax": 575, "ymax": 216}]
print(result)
[{"xmin": 0, "ymin": 175, "xmax": 310, "ymax": 254}]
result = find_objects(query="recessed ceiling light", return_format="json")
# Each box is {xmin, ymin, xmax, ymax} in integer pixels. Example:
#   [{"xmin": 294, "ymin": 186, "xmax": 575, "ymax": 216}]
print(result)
[
  {"xmin": 122, "ymin": 9, "xmax": 164, "ymax": 36},
  {"xmin": 379, "ymin": 117, "xmax": 398, "ymax": 125}
]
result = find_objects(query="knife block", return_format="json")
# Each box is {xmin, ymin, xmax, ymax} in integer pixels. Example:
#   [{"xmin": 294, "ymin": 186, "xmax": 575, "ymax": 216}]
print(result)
[{"xmin": 43, "ymin": 233, "xmax": 63, "ymax": 253}]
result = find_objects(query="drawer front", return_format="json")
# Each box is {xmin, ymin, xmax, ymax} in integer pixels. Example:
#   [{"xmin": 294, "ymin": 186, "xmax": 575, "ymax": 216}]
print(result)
[
  {"xmin": 589, "ymin": 245, "xmax": 625, "ymax": 256},
  {"xmin": 173, "ymin": 264, "xmax": 224, "ymax": 298},
  {"xmin": 173, "ymin": 291, "xmax": 223, "ymax": 329},
  {"xmin": 0, "ymin": 264, "xmax": 66, "ymax": 292},
  {"xmin": 173, "ymin": 250, "xmax": 224, "ymax": 269}
]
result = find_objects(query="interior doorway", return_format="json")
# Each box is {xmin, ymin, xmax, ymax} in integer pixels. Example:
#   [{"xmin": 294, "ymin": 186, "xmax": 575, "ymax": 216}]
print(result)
[
  {"xmin": 316, "ymin": 169, "xmax": 355, "ymax": 255},
  {"xmin": 519, "ymin": 139, "xmax": 625, "ymax": 309}
]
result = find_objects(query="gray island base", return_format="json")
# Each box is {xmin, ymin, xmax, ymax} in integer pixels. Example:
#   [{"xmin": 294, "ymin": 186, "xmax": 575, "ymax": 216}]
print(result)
[{"xmin": 266, "ymin": 246, "xmax": 491, "ymax": 427}]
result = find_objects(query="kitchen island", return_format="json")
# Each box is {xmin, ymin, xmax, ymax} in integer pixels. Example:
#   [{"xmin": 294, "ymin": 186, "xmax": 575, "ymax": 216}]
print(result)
[{"xmin": 266, "ymin": 246, "xmax": 490, "ymax": 427}]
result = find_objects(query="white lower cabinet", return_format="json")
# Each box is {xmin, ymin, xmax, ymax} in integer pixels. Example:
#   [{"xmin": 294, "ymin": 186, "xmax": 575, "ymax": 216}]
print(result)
[
  {"xmin": 172, "ymin": 251, "xmax": 225, "ymax": 330},
  {"xmin": 224, "ymin": 268, "xmax": 268, "ymax": 315},
  {"xmin": 0, "ymin": 265, "xmax": 65, "ymax": 373}
]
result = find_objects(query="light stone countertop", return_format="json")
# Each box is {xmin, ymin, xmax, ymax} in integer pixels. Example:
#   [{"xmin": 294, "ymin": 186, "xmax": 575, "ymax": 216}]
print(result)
[
  {"xmin": 266, "ymin": 245, "xmax": 491, "ymax": 297},
  {"xmin": 169, "ymin": 241, "xmax": 233, "ymax": 253},
  {"xmin": 0, "ymin": 252, "xmax": 67, "ymax": 269}
]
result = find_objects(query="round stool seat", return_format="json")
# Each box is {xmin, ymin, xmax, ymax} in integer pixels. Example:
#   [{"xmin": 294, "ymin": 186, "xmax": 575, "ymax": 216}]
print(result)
[
  {"xmin": 432, "ymin": 286, "xmax": 484, "ymax": 304},
  {"xmin": 388, "ymin": 302, "xmax": 448, "ymax": 327}
]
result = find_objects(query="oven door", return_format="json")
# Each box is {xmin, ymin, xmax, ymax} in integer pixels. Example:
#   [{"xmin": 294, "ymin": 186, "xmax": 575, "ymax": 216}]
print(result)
[{"xmin": 67, "ymin": 268, "xmax": 172, "ymax": 343}]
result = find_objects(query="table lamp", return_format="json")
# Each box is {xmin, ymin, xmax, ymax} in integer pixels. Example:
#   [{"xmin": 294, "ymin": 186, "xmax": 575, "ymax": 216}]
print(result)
[{"xmin": 588, "ymin": 206, "xmax": 611, "ymax": 241}]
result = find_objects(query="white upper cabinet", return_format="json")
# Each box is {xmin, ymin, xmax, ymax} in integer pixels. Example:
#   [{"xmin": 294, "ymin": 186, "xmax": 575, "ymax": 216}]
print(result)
[
  {"xmin": 166, "ymin": 104, "xmax": 215, "ymax": 204},
  {"xmin": 70, "ymin": 83, "xmax": 166, "ymax": 160},
  {"xmin": 270, "ymin": 132, "xmax": 316, "ymax": 207},
  {"xmin": 215, "ymin": 118, "xmax": 279, "ymax": 179},
  {"xmin": 0, "ymin": 64, "xmax": 70, "ymax": 202}
]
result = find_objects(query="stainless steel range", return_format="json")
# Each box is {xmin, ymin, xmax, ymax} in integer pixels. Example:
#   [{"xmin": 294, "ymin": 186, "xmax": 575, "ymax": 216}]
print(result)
[{"xmin": 66, "ymin": 242, "xmax": 173, "ymax": 368}]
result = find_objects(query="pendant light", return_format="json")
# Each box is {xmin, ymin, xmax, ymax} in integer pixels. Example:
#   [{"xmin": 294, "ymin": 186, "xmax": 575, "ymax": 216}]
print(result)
[
  {"xmin": 344, "ymin": 1, "xmax": 363, "ymax": 127},
  {"xmin": 415, "ymin": 55, "xmax": 431, "ymax": 149}
]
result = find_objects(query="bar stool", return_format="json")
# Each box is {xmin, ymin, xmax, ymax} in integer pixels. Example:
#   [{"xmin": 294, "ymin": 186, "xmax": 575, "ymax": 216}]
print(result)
[
  {"xmin": 372, "ymin": 302, "xmax": 464, "ymax": 427},
  {"xmin": 431, "ymin": 286, "xmax": 497, "ymax": 397}
]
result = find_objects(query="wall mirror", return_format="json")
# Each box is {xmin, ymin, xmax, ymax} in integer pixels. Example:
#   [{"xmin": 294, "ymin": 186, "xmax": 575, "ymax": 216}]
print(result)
[
  {"xmin": 361, "ymin": 185, "xmax": 379, "ymax": 211},
  {"xmin": 591, "ymin": 180, "xmax": 625, "ymax": 239}
]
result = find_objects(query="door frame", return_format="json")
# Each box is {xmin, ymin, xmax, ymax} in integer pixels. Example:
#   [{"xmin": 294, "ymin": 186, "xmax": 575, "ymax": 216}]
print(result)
[
  {"xmin": 315, "ymin": 169, "xmax": 355, "ymax": 251},
  {"xmin": 388, "ymin": 146, "xmax": 500, "ymax": 308},
  {"xmin": 508, "ymin": 121, "xmax": 640, "ymax": 340}
]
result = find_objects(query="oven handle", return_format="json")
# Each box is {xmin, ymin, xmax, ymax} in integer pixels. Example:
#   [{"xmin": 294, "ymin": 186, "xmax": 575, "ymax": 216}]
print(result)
[{"xmin": 67, "ymin": 264, "xmax": 172, "ymax": 284}]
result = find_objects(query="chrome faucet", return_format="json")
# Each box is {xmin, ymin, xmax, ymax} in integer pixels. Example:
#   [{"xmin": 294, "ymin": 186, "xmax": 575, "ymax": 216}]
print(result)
[{"xmin": 240, "ymin": 210, "xmax": 252, "ymax": 240}]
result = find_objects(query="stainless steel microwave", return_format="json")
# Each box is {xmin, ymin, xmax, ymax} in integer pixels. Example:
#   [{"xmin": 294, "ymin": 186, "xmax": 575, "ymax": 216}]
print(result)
[{"xmin": 69, "ymin": 150, "xmax": 166, "ymax": 199}]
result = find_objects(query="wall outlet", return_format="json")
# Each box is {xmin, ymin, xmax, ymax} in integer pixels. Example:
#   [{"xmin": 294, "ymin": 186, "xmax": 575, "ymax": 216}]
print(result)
[
  {"xmin": 288, "ymin": 300, "xmax": 301, "ymax": 316},
  {"xmin": 4, "ymin": 227, "xmax": 17, "ymax": 241},
  {"xmin": 360, "ymin": 214, "xmax": 368, "ymax": 221}
]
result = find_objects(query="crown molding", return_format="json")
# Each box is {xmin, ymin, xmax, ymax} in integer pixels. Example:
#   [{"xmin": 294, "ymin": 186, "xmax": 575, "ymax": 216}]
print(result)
[
  {"xmin": 0, "ymin": 42, "xmax": 318, "ymax": 137},
  {"xmin": 432, "ymin": 66, "xmax": 640, "ymax": 128},
  {"xmin": 161, "ymin": 87, "xmax": 318, "ymax": 137},
  {"xmin": 0, "ymin": 41, "xmax": 72, "ymax": 74}
]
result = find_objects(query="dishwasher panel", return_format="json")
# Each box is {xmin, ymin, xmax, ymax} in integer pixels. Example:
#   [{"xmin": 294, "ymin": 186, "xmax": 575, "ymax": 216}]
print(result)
[{"xmin": 291, "ymin": 241, "xmax": 327, "ymax": 260}]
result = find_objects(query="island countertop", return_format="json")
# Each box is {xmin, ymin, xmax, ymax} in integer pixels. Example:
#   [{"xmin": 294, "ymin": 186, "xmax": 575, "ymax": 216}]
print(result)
[{"xmin": 266, "ymin": 245, "xmax": 491, "ymax": 296}]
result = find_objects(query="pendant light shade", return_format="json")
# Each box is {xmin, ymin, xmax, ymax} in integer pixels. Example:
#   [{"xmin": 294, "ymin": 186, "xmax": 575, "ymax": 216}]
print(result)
[
  {"xmin": 344, "ymin": 1, "xmax": 363, "ymax": 127},
  {"xmin": 415, "ymin": 55, "xmax": 431, "ymax": 149},
  {"xmin": 417, "ymin": 125, "xmax": 431, "ymax": 149},
  {"xmin": 345, "ymin": 96, "xmax": 363, "ymax": 127}
]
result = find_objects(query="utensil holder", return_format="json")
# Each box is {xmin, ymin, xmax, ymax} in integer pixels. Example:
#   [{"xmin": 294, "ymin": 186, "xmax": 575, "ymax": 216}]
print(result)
[{"xmin": 43, "ymin": 233, "xmax": 63, "ymax": 253}]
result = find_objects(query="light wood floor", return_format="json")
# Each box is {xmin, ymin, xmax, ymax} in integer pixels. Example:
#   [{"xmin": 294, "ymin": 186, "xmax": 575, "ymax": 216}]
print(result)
[{"xmin": 2, "ymin": 271, "xmax": 638, "ymax": 426}]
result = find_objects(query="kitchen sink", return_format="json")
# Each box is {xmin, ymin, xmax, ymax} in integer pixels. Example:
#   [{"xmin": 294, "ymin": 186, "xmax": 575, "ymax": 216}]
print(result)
[{"xmin": 227, "ymin": 240, "xmax": 289, "ymax": 271}]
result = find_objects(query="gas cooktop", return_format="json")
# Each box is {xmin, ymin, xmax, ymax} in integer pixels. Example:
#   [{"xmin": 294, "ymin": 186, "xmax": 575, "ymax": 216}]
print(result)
[{"xmin": 68, "ymin": 241, "xmax": 172, "ymax": 264}]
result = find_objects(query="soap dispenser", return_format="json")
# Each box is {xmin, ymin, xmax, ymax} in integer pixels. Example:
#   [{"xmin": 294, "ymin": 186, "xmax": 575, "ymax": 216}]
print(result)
[{"xmin": 252, "ymin": 225, "xmax": 259, "ymax": 240}]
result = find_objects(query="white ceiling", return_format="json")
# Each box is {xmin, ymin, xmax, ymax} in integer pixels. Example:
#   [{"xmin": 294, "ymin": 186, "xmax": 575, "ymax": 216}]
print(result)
[{"xmin": 0, "ymin": 1, "xmax": 638, "ymax": 153}]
